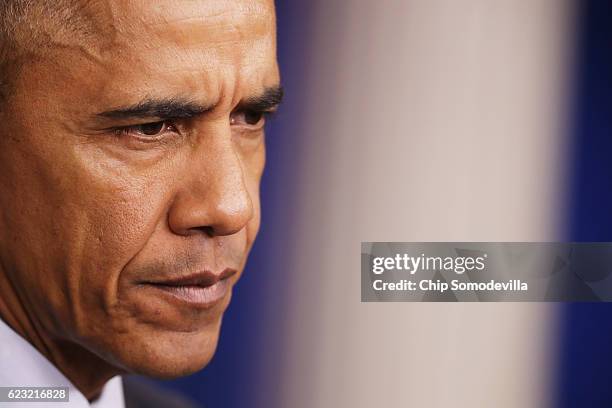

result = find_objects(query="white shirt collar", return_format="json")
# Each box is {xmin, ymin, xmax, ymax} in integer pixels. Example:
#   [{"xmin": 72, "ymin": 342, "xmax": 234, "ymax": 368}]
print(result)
[{"xmin": 0, "ymin": 318, "xmax": 125, "ymax": 408}]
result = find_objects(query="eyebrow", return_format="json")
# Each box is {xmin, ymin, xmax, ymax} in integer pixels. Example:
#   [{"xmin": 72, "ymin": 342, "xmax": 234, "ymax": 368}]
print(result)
[
  {"xmin": 95, "ymin": 85, "xmax": 284, "ymax": 121},
  {"xmin": 96, "ymin": 98, "xmax": 212, "ymax": 121},
  {"xmin": 238, "ymin": 86, "xmax": 284, "ymax": 112}
]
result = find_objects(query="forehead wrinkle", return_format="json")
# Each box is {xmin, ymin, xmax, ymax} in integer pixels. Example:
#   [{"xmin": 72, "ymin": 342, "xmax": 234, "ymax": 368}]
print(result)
[
  {"xmin": 17, "ymin": 1, "xmax": 120, "ymax": 68},
  {"xmin": 36, "ymin": 0, "xmax": 275, "ymax": 70},
  {"xmin": 42, "ymin": 34, "xmax": 107, "ymax": 67},
  {"xmin": 117, "ymin": 0, "xmax": 273, "ymax": 48},
  {"xmin": 17, "ymin": 0, "xmax": 278, "ymax": 115},
  {"xmin": 141, "ymin": 0, "xmax": 273, "ymax": 26}
]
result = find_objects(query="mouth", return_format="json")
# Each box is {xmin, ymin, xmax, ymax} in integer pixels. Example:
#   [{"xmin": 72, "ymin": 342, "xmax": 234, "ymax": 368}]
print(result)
[{"xmin": 141, "ymin": 268, "xmax": 237, "ymax": 308}]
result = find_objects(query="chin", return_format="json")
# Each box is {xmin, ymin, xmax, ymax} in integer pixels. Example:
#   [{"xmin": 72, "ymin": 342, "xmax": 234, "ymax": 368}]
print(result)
[{"xmin": 110, "ymin": 318, "xmax": 224, "ymax": 379}]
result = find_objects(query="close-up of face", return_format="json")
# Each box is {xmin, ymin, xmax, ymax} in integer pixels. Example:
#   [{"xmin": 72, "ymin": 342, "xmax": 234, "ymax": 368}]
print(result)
[{"xmin": 0, "ymin": 0, "xmax": 280, "ymax": 384}]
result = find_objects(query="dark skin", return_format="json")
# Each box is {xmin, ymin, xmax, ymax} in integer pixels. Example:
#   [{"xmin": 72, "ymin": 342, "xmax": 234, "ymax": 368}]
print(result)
[{"xmin": 0, "ymin": 0, "xmax": 280, "ymax": 400}]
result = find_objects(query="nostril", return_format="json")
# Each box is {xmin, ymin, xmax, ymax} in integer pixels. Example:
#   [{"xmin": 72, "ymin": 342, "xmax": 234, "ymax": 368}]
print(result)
[
  {"xmin": 184, "ymin": 225, "xmax": 216, "ymax": 237},
  {"xmin": 201, "ymin": 226, "xmax": 215, "ymax": 237}
]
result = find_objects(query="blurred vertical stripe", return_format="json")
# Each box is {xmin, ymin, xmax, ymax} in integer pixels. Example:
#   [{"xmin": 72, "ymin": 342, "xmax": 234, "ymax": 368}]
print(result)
[{"xmin": 277, "ymin": 1, "xmax": 575, "ymax": 407}]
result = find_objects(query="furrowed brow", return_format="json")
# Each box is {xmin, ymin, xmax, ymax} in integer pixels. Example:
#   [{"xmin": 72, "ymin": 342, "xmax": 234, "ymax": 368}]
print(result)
[
  {"xmin": 95, "ymin": 98, "xmax": 214, "ymax": 121},
  {"xmin": 238, "ymin": 86, "xmax": 284, "ymax": 112}
]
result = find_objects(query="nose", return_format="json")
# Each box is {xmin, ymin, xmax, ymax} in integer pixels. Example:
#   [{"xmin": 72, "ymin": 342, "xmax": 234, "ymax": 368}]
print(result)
[{"xmin": 168, "ymin": 131, "xmax": 254, "ymax": 237}]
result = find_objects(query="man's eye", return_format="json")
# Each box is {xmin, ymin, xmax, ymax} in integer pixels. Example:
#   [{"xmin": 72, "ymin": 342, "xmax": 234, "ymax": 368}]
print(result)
[
  {"xmin": 230, "ymin": 110, "xmax": 266, "ymax": 128},
  {"xmin": 116, "ymin": 121, "xmax": 176, "ymax": 138}
]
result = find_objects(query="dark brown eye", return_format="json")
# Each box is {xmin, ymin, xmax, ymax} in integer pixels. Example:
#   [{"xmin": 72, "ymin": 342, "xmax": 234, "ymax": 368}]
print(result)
[
  {"xmin": 244, "ymin": 111, "xmax": 263, "ymax": 125},
  {"xmin": 115, "ymin": 121, "xmax": 177, "ymax": 139},
  {"xmin": 137, "ymin": 121, "xmax": 166, "ymax": 136},
  {"xmin": 230, "ymin": 110, "xmax": 266, "ymax": 128}
]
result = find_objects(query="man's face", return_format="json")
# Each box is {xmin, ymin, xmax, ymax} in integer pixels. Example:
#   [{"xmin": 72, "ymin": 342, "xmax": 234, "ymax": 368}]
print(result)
[{"xmin": 0, "ymin": 0, "xmax": 279, "ymax": 377}]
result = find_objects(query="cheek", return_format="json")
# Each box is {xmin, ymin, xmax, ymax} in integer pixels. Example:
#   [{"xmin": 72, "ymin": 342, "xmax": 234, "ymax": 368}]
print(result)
[
  {"xmin": 0, "ymin": 132, "xmax": 177, "ymax": 338},
  {"xmin": 72, "ymin": 150, "xmax": 178, "ymax": 292},
  {"xmin": 77, "ymin": 190, "xmax": 161, "ymax": 280},
  {"xmin": 244, "ymin": 146, "xmax": 264, "ymax": 248},
  {"xmin": 246, "ymin": 183, "xmax": 262, "ymax": 248},
  {"xmin": 51, "ymin": 149, "xmax": 179, "ymax": 334},
  {"xmin": 79, "ymin": 180, "xmax": 167, "ymax": 263}
]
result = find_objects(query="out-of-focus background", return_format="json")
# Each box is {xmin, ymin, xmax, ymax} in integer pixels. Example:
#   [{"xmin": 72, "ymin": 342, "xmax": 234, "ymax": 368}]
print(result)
[{"xmin": 148, "ymin": 1, "xmax": 612, "ymax": 407}]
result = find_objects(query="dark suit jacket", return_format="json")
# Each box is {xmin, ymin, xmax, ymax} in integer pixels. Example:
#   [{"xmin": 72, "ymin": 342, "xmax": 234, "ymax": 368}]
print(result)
[{"xmin": 123, "ymin": 376, "xmax": 202, "ymax": 408}]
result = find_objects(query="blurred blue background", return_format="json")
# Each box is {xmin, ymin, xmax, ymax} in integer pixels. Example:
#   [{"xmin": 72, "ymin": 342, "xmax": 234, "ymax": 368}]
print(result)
[{"xmin": 559, "ymin": 1, "xmax": 612, "ymax": 407}]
